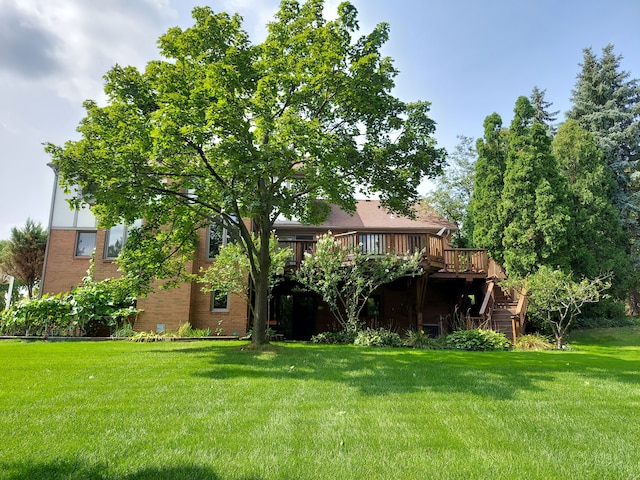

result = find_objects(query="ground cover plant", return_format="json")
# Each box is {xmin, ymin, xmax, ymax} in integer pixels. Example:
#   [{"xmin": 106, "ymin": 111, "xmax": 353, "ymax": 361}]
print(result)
[{"xmin": 0, "ymin": 326, "xmax": 638, "ymax": 479}]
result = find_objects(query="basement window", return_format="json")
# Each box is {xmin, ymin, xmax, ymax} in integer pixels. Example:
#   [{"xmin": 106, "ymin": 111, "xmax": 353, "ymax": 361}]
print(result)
[{"xmin": 211, "ymin": 290, "xmax": 230, "ymax": 312}]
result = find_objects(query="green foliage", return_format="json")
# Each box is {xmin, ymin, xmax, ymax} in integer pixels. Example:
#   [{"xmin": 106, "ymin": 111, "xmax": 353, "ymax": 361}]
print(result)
[
  {"xmin": 444, "ymin": 329, "xmax": 511, "ymax": 351},
  {"xmin": 403, "ymin": 329, "xmax": 442, "ymax": 349},
  {"xmin": 310, "ymin": 330, "xmax": 357, "ymax": 344},
  {"xmin": 46, "ymin": 1, "xmax": 444, "ymax": 345},
  {"xmin": 296, "ymin": 233, "xmax": 422, "ymax": 332},
  {"xmin": 0, "ymin": 276, "xmax": 140, "ymax": 337},
  {"xmin": 552, "ymin": 120, "xmax": 631, "ymax": 298},
  {"xmin": 177, "ymin": 322, "xmax": 212, "ymax": 337},
  {"xmin": 198, "ymin": 233, "xmax": 292, "ymax": 317},
  {"xmin": 0, "ymin": 218, "xmax": 47, "ymax": 298},
  {"xmin": 112, "ymin": 322, "xmax": 135, "ymax": 338},
  {"xmin": 567, "ymin": 44, "xmax": 640, "ymax": 312},
  {"xmin": 509, "ymin": 265, "xmax": 612, "ymax": 348},
  {"xmin": 466, "ymin": 113, "xmax": 507, "ymax": 257},
  {"xmin": 424, "ymin": 135, "xmax": 476, "ymax": 246},
  {"xmin": 572, "ymin": 316, "xmax": 638, "ymax": 330},
  {"xmin": 513, "ymin": 333, "xmax": 553, "ymax": 351},
  {"xmin": 500, "ymin": 97, "xmax": 570, "ymax": 276},
  {"xmin": 72, "ymin": 276, "xmax": 141, "ymax": 336},
  {"xmin": 353, "ymin": 328, "xmax": 402, "ymax": 347},
  {"xmin": 529, "ymin": 86, "xmax": 559, "ymax": 135},
  {"xmin": 0, "ymin": 293, "xmax": 75, "ymax": 336}
]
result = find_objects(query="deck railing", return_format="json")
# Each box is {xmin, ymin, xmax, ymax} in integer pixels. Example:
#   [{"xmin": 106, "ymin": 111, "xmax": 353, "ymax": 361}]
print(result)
[
  {"xmin": 277, "ymin": 232, "xmax": 493, "ymax": 275},
  {"xmin": 334, "ymin": 231, "xmax": 445, "ymax": 264},
  {"xmin": 278, "ymin": 232, "xmax": 492, "ymax": 272},
  {"xmin": 442, "ymin": 249, "xmax": 488, "ymax": 273}
]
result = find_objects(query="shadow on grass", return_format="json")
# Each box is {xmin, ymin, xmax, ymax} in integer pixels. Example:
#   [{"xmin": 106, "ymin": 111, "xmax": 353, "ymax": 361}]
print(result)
[
  {"xmin": 0, "ymin": 460, "xmax": 264, "ymax": 480},
  {"xmin": 151, "ymin": 341, "xmax": 639, "ymax": 400}
]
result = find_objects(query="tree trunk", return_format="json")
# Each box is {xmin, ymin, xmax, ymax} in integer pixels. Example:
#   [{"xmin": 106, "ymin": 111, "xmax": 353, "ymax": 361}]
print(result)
[{"xmin": 251, "ymin": 219, "xmax": 272, "ymax": 346}]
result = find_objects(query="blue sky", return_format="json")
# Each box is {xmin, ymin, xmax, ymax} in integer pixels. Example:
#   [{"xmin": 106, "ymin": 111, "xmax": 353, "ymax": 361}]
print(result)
[{"xmin": 1, "ymin": 0, "xmax": 639, "ymax": 239}]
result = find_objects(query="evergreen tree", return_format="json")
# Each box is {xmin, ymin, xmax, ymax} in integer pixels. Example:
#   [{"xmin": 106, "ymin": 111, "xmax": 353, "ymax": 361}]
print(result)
[
  {"xmin": 466, "ymin": 113, "xmax": 507, "ymax": 259},
  {"xmin": 567, "ymin": 45, "xmax": 640, "ymax": 303},
  {"xmin": 529, "ymin": 85, "xmax": 559, "ymax": 135},
  {"xmin": 0, "ymin": 219, "xmax": 47, "ymax": 299},
  {"xmin": 500, "ymin": 97, "xmax": 570, "ymax": 276},
  {"xmin": 552, "ymin": 120, "xmax": 631, "ymax": 298}
]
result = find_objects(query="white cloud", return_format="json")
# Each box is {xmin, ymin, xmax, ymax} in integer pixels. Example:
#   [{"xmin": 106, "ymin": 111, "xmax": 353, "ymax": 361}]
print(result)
[{"xmin": 0, "ymin": 0, "xmax": 176, "ymax": 104}]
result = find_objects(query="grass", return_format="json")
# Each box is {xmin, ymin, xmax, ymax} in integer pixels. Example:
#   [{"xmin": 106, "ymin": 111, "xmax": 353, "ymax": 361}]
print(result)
[{"xmin": 0, "ymin": 327, "xmax": 638, "ymax": 480}]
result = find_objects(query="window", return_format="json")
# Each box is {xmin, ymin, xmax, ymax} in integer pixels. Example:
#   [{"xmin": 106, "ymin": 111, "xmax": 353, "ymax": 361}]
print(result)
[
  {"xmin": 105, "ymin": 224, "xmax": 126, "ymax": 259},
  {"xmin": 210, "ymin": 290, "xmax": 229, "ymax": 311},
  {"xmin": 75, "ymin": 231, "xmax": 96, "ymax": 257},
  {"xmin": 207, "ymin": 217, "xmax": 235, "ymax": 259},
  {"xmin": 103, "ymin": 221, "xmax": 141, "ymax": 259}
]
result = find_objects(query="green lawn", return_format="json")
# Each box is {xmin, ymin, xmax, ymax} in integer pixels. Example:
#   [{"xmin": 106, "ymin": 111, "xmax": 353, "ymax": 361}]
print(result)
[{"xmin": 0, "ymin": 327, "xmax": 638, "ymax": 480}]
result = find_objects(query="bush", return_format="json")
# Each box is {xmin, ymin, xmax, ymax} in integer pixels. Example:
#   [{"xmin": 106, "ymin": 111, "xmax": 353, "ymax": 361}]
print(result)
[
  {"xmin": 404, "ymin": 329, "xmax": 443, "ymax": 349},
  {"xmin": 177, "ymin": 322, "xmax": 212, "ymax": 337},
  {"xmin": 514, "ymin": 333, "xmax": 553, "ymax": 351},
  {"xmin": 311, "ymin": 330, "xmax": 357, "ymax": 344},
  {"xmin": 444, "ymin": 329, "xmax": 511, "ymax": 351},
  {"xmin": 0, "ymin": 277, "xmax": 141, "ymax": 337},
  {"xmin": 0, "ymin": 294, "xmax": 75, "ymax": 336},
  {"xmin": 354, "ymin": 328, "xmax": 402, "ymax": 347}
]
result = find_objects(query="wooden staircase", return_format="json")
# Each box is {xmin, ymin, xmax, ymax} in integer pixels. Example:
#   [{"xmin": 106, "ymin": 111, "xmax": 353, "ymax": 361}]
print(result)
[
  {"xmin": 490, "ymin": 286, "xmax": 520, "ymax": 341},
  {"xmin": 479, "ymin": 281, "xmax": 527, "ymax": 342}
]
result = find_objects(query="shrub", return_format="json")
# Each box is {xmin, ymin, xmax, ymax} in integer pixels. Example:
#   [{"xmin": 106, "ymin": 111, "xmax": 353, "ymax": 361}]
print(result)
[
  {"xmin": 514, "ymin": 333, "xmax": 553, "ymax": 351},
  {"xmin": 403, "ymin": 329, "xmax": 443, "ymax": 349},
  {"xmin": 0, "ymin": 294, "xmax": 75, "ymax": 336},
  {"xmin": 354, "ymin": 328, "xmax": 403, "ymax": 347},
  {"xmin": 311, "ymin": 330, "xmax": 357, "ymax": 344},
  {"xmin": 112, "ymin": 322, "xmax": 135, "ymax": 338},
  {"xmin": 72, "ymin": 277, "xmax": 140, "ymax": 336},
  {"xmin": 444, "ymin": 329, "xmax": 511, "ymax": 351},
  {"xmin": 177, "ymin": 322, "xmax": 212, "ymax": 337}
]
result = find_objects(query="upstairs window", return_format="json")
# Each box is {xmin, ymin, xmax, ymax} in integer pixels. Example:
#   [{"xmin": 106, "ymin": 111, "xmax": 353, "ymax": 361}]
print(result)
[
  {"xmin": 208, "ymin": 217, "xmax": 236, "ymax": 259},
  {"xmin": 75, "ymin": 231, "xmax": 96, "ymax": 257},
  {"xmin": 105, "ymin": 224, "xmax": 126, "ymax": 259},
  {"xmin": 104, "ymin": 221, "xmax": 141, "ymax": 259}
]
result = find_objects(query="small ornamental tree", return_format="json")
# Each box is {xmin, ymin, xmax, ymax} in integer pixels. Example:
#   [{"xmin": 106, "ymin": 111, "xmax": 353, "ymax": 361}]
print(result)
[
  {"xmin": 0, "ymin": 219, "xmax": 47, "ymax": 299},
  {"xmin": 509, "ymin": 266, "xmax": 612, "ymax": 349},
  {"xmin": 296, "ymin": 233, "xmax": 422, "ymax": 333}
]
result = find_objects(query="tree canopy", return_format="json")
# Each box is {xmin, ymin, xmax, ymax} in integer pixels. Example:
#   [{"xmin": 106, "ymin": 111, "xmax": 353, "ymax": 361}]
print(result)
[
  {"xmin": 46, "ymin": 1, "xmax": 445, "ymax": 344},
  {"xmin": 0, "ymin": 219, "xmax": 47, "ymax": 299}
]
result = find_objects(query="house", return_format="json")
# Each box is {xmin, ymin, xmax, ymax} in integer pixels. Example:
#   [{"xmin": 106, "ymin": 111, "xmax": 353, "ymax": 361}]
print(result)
[{"xmin": 41, "ymin": 178, "xmax": 525, "ymax": 340}]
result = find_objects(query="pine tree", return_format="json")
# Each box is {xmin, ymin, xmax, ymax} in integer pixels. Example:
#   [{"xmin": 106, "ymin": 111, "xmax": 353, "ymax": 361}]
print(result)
[
  {"xmin": 567, "ymin": 45, "xmax": 640, "ymax": 295},
  {"xmin": 466, "ymin": 113, "xmax": 507, "ymax": 259},
  {"xmin": 529, "ymin": 86, "xmax": 559, "ymax": 135}
]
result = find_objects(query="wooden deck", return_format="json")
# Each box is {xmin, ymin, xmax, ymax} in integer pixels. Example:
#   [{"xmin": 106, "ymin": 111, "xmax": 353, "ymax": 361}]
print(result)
[{"xmin": 278, "ymin": 231, "xmax": 492, "ymax": 277}]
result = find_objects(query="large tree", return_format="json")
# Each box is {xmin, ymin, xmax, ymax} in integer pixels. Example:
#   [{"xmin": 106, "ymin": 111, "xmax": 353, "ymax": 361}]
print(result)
[
  {"xmin": 46, "ymin": 1, "xmax": 444, "ymax": 345},
  {"xmin": 500, "ymin": 97, "xmax": 570, "ymax": 276},
  {"xmin": 567, "ymin": 45, "xmax": 640, "ymax": 309},
  {"xmin": 0, "ymin": 219, "xmax": 47, "ymax": 299},
  {"xmin": 466, "ymin": 113, "xmax": 507, "ymax": 259},
  {"xmin": 552, "ymin": 120, "xmax": 630, "ymax": 298}
]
